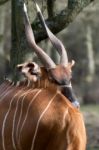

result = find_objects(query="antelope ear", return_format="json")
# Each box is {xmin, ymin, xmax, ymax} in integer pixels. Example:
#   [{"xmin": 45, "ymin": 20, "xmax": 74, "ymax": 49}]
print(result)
[
  {"xmin": 68, "ymin": 60, "xmax": 75, "ymax": 68},
  {"xmin": 71, "ymin": 60, "xmax": 75, "ymax": 67}
]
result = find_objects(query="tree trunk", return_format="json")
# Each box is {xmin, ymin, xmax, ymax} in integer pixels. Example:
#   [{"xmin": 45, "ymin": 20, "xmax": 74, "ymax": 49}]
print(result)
[
  {"xmin": 85, "ymin": 25, "xmax": 95, "ymax": 83},
  {"xmin": 10, "ymin": 0, "xmax": 31, "ymax": 82},
  {"xmin": 0, "ymin": 4, "xmax": 5, "ymax": 56},
  {"xmin": 0, "ymin": 3, "xmax": 7, "ymax": 82}
]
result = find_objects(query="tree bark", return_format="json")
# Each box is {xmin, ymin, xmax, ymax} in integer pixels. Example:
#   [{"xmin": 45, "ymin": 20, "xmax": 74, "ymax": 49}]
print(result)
[
  {"xmin": 0, "ymin": 4, "xmax": 5, "ymax": 55},
  {"xmin": 47, "ymin": 0, "xmax": 56, "ymax": 18},
  {"xmin": 0, "ymin": 4, "xmax": 6, "ymax": 82},
  {"xmin": 10, "ymin": 0, "xmax": 32, "ymax": 81}
]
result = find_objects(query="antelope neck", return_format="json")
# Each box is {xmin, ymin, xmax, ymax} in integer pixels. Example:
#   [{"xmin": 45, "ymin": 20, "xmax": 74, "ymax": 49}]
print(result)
[{"xmin": 60, "ymin": 85, "xmax": 80, "ymax": 108}]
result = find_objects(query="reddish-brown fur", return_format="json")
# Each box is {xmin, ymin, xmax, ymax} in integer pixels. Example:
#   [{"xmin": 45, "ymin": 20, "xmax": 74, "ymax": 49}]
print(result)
[
  {"xmin": 0, "ymin": 2, "xmax": 86, "ymax": 149},
  {"xmin": 0, "ymin": 79, "xmax": 86, "ymax": 150}
]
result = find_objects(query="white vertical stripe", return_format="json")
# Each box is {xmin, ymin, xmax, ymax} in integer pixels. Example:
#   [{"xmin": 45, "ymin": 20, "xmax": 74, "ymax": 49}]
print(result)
[
  {"xmin": 18, "ymin": 89, "xmax": 42, "ymax": 149},
  {"xmin": 62, "ymin": 109, "xmax": 68, "ymax": 129},
  {"xmin": 31, "ymin": 93, "xmax": 57, "ymax": 150},
  {"xmin": 16, "ymin": 93, "xmax": 26, "ymax": 141},
  {"xmin": 12, "ymin": 94, "xmax": 21, "ymax": 150},
  {"xmin": 0, "ymin": 85, "xmax": 13, "ymax": 101},
  {"xmin": 0, "ymin": 83, "xmax": 6, "ymax": 92},
  {"xmin": 2, "ymin": 89, "xmax": 23, "ymax": 150},
  {"xmin": 15, "ymin": 89, "xmax": 33, "ymax": 145},
  {"xmin": 27, "ymin": 80, "xmax": 31, "ymax": 87},
  {"xmin": 12, "ymin": 89, "xmax": 32, "ymax": 150}
]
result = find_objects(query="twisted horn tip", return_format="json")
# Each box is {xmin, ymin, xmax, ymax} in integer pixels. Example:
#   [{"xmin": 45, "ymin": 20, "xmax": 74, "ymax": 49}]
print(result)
[
  {"xmin": 35, "ymin": 2, "xmax": 41, "ymax": 13},
  {"xmin": 23, "ymin": 2, "xmax": 27, "ymax": 13}
]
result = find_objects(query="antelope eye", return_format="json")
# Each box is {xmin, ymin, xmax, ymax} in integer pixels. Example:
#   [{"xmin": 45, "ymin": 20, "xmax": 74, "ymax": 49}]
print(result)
[{"xmin": 27, "ymin": 63, "xmax": 34, "ymax": 68}]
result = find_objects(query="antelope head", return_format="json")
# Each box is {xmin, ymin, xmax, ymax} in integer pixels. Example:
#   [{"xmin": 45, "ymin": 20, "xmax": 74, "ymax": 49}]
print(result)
[{"xmin": 22, "ymin": 2, "xmax": 75, "ymax": 87}]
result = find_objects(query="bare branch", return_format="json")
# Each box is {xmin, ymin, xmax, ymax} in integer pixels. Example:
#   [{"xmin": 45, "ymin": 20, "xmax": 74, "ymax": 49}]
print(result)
[
  {"xmin": 47, "ymin": 0, "xmax": 56, "ymax": 18},
  {"xmin": 32, "ymin": 0, "xmax": 95, "ymax": 43}
]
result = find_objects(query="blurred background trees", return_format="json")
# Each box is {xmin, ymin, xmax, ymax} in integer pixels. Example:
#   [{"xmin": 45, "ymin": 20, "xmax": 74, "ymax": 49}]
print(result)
[
  {"xmin": 0, "ymin": 0, "xmax": 99, "ymax": 149},
  {"xmin": 0, "ymin": 0, "xmax": 11, "ymax": 82}
]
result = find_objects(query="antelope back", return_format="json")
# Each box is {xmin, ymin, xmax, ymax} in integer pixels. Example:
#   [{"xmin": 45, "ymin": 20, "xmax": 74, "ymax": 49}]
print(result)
[{"xmin": 0, "ymin": 81, "xmax": 86, "ymax": 150}]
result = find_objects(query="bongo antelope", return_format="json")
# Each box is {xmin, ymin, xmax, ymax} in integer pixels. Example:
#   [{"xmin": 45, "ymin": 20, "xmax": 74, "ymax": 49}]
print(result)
[{"xmin": 0, "ymin": 2, "xmax": 86, "ymax": 150}]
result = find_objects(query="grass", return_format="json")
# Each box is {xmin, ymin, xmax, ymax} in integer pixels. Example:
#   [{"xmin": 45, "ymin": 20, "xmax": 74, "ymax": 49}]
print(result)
[
  {"xmin": 81, "ymin": 104, "xmax": 99, "ymax": 113},
  {"xmin": 87, "ymin": 148, "xmax": 99, "ymax": 150},
  {"xmin": 81, "ymin": 104, "xmax": 99, "ymax": 150}
]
